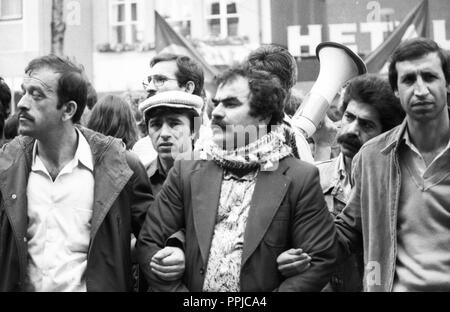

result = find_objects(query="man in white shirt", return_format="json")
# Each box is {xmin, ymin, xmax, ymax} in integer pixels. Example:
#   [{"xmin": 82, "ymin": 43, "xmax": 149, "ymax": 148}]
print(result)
[{"xmin": 0, "ymin": 55, "xmax": 153, "ymax": 292}]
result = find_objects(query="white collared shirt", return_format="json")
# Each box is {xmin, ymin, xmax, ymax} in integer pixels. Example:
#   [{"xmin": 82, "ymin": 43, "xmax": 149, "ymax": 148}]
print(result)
[{"xmin": 25, "ymin": 129, "xmax": 95, "ymax": 292}]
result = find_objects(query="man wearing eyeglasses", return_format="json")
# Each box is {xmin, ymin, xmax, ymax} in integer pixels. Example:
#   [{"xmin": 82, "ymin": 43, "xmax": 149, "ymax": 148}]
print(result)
[
  {"xmin": 132, "ymin": 53, "xmax": 205, "ymax": 168},
  {"xmin": 143, "ymin": 53, "xmax": 204, "ymax": 99}
]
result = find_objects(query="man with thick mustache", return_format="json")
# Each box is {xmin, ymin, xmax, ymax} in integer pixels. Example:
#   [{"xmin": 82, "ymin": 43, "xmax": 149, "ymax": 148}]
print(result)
[
  {"xmin": 137, "ymin": 66, "xmax": 338, "ymax": 292},
  {"xmin": 0, "ymin": 55, "xmax": 153, "ymax": 291},
  {"xmin": 277, "ymin": 74, "xmax": 405, "ymax": 290}
]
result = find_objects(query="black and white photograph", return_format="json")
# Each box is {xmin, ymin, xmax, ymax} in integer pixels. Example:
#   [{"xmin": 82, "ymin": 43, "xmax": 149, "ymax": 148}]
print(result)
[{"xmin": 1, "ymin": 0, "xmax": 450, "ymax": 304}]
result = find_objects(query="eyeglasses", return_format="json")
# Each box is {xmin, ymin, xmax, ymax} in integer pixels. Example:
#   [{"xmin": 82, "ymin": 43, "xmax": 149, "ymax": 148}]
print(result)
[{"xmin": 142, "ymin": 75, "xmax": 178, "ymax": 89}]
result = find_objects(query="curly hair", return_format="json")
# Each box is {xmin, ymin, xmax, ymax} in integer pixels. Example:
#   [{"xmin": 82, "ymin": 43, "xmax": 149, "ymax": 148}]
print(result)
[
  {"xmin": 342, "ymin": 74, "xmax": 405, "ymax": 132},
  {"xmin": 245, "ymin": 44, "xmax": 297, "ymax": 92},
  {"xmin": 216, "ymin": 66, "xmax": 286, "ymax": 126}
]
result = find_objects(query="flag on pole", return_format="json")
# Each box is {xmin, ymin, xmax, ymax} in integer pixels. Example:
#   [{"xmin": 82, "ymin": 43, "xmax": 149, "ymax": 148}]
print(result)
[
  {"xmin": 154, "ymin": 11, "xmax": 219, "ymax": 83},
  {"xmin": 365, "ymin": 0, "xmax": 429, "ymax": 73}
]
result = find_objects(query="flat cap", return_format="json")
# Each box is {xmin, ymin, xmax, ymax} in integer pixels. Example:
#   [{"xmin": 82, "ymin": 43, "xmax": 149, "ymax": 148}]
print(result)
[{"xmin": 139, "ymin": 90, "xmax": 203, "ymax": 119}]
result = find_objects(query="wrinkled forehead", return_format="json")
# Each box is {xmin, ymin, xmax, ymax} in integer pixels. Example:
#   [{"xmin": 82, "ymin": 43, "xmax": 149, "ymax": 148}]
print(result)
[{"xmin": 23, "ymin": 68, "xmax": 60, "ymax": 92}]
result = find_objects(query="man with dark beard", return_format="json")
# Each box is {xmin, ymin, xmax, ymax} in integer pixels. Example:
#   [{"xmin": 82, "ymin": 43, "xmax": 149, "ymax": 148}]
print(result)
[{"xmin": 277, "ymin": 74, "xmax": 405, "ymax": 291}]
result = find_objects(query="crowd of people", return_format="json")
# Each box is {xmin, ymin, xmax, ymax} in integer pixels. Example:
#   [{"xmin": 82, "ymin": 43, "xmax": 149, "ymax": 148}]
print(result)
[{"xmin": 0, "ymin": 36, "xmax": 449, "ymax": 292}]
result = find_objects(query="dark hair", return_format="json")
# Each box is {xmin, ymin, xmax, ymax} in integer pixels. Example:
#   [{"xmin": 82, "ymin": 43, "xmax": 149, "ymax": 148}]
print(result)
[
  {"xmin": 145, "ymin": 106, "xmax": 200, "ymax": 134},
  {"xmin": 122, "ymin": 91, "xmax": 148, "ymax": 137},
  {"xmin": 216, "ymin": 66, "xmax": 286, "ymax": 125},
  {"xmin": 245, "ymin": 45, "xmax": 297, "ymax": 92},
  {"xmin": 150, "ymin": 53, "xmax": 205, "ymax": 97},
  {"xmin": 86, "ymin": 82, "xmax": 98, "ymax": 110},
  {"xmin": 0, "ymin": 77, "xmax": 12, "ymax": 138},
  {"xmin": 342, "ymin": 74, "xmax": 405, "ymax": 132},
  {"xmin": 87, "ymin": 95, "xmax": 139, "ymax": 150},
  {"xmin": 3, "ymin": 112, "xmax": 19, "ymax": 140},
  {"xmin": 25, "ymin": 55, "xmax": 88, "ymax": 123},
  {"xmin": 388, "ymin": 38, "xmax": 449, "ymax": 91},
  {"xmin": 284, "ymin": 93, "xmax": 303, "ymax": 117}
]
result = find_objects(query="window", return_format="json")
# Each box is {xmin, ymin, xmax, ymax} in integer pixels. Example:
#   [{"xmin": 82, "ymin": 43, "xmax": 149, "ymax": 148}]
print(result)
[
  {"xmin": 0, "ymin": 0, "xmax": 22, "ymax": 20},
  {"xmin": 109, "ymin": 0, "xmax": 143, "ymax": 45},
  {"xmin": 206, "ymin": 0, "xmax": 239, "ymax": 39},
  {"xmin": 156, "ymin": 0, "xmax": 193, "ymax": 38}
]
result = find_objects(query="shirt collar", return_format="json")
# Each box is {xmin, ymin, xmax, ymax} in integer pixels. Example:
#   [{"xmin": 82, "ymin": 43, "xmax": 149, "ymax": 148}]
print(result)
[
  {"xmin": 31, "ymin": 128, "xmax": 94, "ymax": 173},
  {"xmin": 336, "ymin": 152, "xmax": 347, "ymax": 179},
  {"xmin": 402, "ymin": 124, "xmax": 450, "ymax": 158},
  {"xmin": 156, "ymin": 156, "xmax": 167, "ymax": 178},
  {"xmin": 75, "ymin": 128, "xmax": 94, "ymax": 171}
]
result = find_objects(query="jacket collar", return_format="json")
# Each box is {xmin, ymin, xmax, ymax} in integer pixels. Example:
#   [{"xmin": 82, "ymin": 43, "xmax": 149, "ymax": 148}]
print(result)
[
  {"xmin": 0, "ymin": 126, "xmax": 133, "ymax": 243},
  {"xmin": 381, "ymin": 119, "xmax": 408, "ymax": 156},
  {"xmin": 190, "ymin": 158, "xmax": 291, "ymax": 267},
  {"xmin": 381, "ymin": 108, "xmax": 450, "ymax": 155}
]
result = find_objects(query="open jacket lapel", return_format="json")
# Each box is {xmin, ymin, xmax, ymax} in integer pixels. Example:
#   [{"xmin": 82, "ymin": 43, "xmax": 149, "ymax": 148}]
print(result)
[
  {"xmin": 242, "ymin": 162, "xmax": 291, "ymax": 267},
  {"xmin": 0, "ymin": 136, "xmax": 34, "ymax": 281},
  {"xmin": 78, "ymin": 128, "xmax": 134, "ymax": 242},
  {"xmin": 190, "ymin": 161, "xmax": 223, "ymax": 265}
]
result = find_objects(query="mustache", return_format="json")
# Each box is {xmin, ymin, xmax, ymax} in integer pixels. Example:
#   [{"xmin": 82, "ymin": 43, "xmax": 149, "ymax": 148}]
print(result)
[
  {"xmin": 18, "ymin": 111, "xmax": 34, "ymax": 121},
  {"xmin": 211, "ymin": 118, "xmax": 227, "ymax": 130},
  {"xmin": 337, "ymin": 133, "xmax": 362, "ymax": 150}
]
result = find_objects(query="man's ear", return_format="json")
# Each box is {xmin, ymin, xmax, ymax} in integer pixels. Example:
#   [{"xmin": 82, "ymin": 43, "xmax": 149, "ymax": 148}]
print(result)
[
  {"xmin": 394, "ymin": 90, "xmax": 400, "ymax": 98},
  {"xmin": 62, "ymin": 100, "xmax": 78, "ymax": 122},
  {"xmin": 184, "ymin": 81, "xmax": 195, "ymax": 94}
]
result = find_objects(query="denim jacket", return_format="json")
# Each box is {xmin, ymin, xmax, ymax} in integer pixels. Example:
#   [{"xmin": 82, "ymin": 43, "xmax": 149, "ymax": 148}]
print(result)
[{"xmin": 335, "ymin": 119, "xmax": 409, "ymax": 292}]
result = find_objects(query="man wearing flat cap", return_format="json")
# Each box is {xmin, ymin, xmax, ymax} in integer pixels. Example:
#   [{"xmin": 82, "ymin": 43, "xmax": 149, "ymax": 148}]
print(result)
[
  {"xmin": 139, "ymin": 90, "xmax": 203, "ymax": 195},
  {"xmin": 136, "ymin": 90, "xmax": 203, "ymax": 285}
]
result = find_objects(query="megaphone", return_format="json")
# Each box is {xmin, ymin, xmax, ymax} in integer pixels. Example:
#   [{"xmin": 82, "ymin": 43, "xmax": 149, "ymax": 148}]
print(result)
[{"xmin": 291, "ymin": 42, "xmax": 367, "ymax": 137}]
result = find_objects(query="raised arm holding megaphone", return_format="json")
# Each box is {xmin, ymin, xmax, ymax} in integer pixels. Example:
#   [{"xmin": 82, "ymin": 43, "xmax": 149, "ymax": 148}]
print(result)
[{"xmin": 291, "ymin": 42, "xmax": 367, "ymax": 138}]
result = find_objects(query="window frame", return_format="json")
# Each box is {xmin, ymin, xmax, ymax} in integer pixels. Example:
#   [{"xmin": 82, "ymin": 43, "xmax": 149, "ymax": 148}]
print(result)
[
  {"xmin": 205, "ymin": 0, "xmax": 239, "ymax": 39},
  {"xmin": 109, "ymin": 0, "xmax": 143, "ymax": 46},
  {"xmin": 0, "ymin": 0, "xmax": 23, "ymax": 21}
]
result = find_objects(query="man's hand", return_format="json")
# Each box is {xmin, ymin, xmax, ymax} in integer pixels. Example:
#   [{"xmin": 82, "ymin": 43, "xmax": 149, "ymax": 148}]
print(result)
[
  {"xmin": 311, "ymin": 115, "xmax": 338, "ymax": 161},
  {"xmin": 277, "ymin": 248, "xmax": 312, "ymax": 278},
  {"xmin": 150, "ymin": 247, "xmax": 185, "ymax": 282}
]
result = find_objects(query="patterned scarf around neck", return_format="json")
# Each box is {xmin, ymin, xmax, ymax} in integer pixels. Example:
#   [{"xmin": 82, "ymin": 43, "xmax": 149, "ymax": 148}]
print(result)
[{"xmin": 201, "ymin": 123, "xmax": 299, "ymax": 171}]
